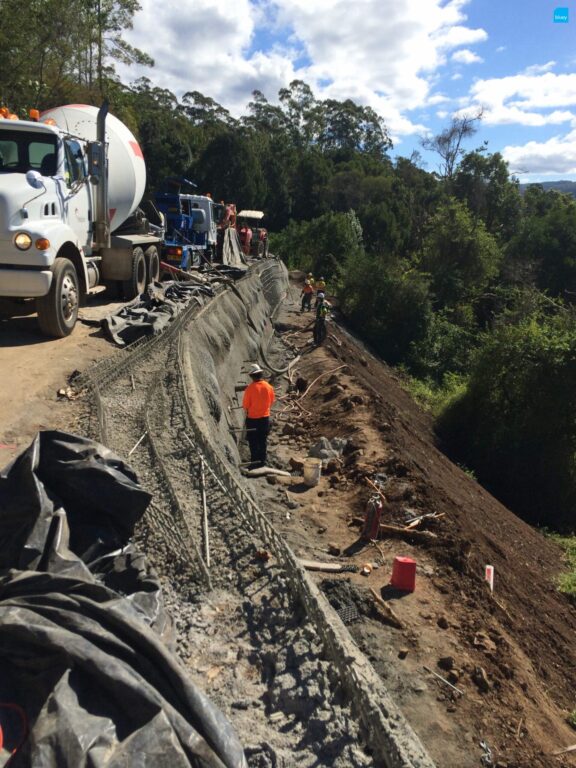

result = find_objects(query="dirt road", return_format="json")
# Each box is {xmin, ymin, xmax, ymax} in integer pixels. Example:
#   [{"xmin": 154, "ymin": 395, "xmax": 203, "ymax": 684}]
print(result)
[{"xmin": 0, "ymin": 294, "xmax": 121, "ymax": 466}]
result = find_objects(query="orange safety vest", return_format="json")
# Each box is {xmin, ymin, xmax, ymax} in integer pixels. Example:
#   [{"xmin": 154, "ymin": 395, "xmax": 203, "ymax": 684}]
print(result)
[
  {"xmin": 243, "ymin": 380, "xmax": 275, "ymax": 418},
  {"xmin": 302, "ymin": 283, "xmax": 314, "ymax": 294}
]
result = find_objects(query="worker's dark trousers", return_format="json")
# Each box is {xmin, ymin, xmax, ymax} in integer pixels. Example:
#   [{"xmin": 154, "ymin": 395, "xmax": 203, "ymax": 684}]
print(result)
[
  {"xmin": 313, "ymin": 318, "xmax": 327, "ymax": 345},
  {"xmin": 301, "ymin": 294, "xmax": 312, "ymax": 312},
  {"xmin": 246, "ymin": 417, "xmax": 270, "ymax": 467}
]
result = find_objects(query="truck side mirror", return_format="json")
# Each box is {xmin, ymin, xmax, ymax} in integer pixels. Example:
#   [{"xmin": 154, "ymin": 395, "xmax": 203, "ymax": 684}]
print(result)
[{"xmin": 87, "ymin": 141, "xmax": 105, "ymax": 185}]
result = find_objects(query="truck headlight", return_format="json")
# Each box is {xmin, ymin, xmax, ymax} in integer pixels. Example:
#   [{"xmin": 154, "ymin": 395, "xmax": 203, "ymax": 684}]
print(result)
[{"xmin": 14, "ymin": 232, "xmax": 32, "ymax": 250}]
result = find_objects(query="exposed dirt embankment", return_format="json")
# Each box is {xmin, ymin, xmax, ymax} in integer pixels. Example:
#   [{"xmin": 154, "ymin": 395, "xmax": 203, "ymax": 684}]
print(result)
[{"xmin": 258, "ymin": 279, "xmax": 576, "ymax": 768}]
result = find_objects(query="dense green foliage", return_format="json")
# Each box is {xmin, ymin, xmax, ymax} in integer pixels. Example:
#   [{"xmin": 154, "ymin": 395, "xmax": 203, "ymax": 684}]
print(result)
[
  {"xmin": 437, "ymin": 315, "xmax": 576, "ymax": 528},
  {"xmin": 1, "ymin": 8, "xmax": 575, "ymax": 530}
]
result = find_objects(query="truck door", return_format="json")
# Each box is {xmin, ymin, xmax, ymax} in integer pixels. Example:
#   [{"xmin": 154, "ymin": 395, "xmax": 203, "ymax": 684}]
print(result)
[{"xmin": 62, "ymin": 138, "xmax": 92, "ymax": 254}]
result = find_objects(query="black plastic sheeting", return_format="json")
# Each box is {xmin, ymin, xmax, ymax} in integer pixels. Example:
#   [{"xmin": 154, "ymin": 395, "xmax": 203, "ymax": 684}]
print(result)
[
  {"xmin": 0, "ymin": 431, "xmax": 247, "ymax": 768},
  {"xmin": 98, "ymin": 281, "xmax": 215, "ymax": 347}
]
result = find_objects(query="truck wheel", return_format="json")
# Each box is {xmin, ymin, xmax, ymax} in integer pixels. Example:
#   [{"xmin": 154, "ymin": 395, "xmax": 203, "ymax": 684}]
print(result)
[
  {"xmin": 37, "ymin": 257, "xmax": 79, "ymax": 337},
  {"xmin": 122, "ymin": 247, "xmax": 146, "ymax": 299},
  {"xmin": 145, "ymin": 245, "xmax": 160, "ymax": 284}
]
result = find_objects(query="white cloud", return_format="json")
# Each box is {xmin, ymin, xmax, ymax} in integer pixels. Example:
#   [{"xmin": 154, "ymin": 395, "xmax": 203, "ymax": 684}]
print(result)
[
  {"xmin": 117, "ymin": 0, "xmax": 488, "ymax": 137},
  {"xmin": 495, "ymin": 46, "xmax": 506, "ymax": 53},
  {"xmin": 451, "ymin": 49, "xmax": 483, "ymax": 65},
  {"xmin": 503, "ymin": 129, "xmax": 576, "ymax": 175},
  {"xmin": 451, "ymin": 73, "xmax": 463, "ymax": 80},
  {"xmin": 427, "ymin": 93, "xmax": 451, "ymax": 105},
  {"xmin": 522, "ymin": 61, "xmax": 556, "ymax": 76},
  {"xmin": 460, "ymin": 72, "xmax": 576, "ymax": 127},
  {"xmin": 116, "ymin": 0, "xmax": 295, "ymax": 116}
]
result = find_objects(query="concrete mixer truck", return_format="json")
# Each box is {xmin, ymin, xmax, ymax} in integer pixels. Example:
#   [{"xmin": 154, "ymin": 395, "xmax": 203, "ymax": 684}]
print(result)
[{"xmin": 0, "ymin": 102, "xmax": 163, "ymax": 336}]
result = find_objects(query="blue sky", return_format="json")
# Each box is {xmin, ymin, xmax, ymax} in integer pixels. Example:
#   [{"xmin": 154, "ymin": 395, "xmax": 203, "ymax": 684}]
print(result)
[{"xmin": 120, "ymin": 0, "xmax": 576, "ymax": 182}]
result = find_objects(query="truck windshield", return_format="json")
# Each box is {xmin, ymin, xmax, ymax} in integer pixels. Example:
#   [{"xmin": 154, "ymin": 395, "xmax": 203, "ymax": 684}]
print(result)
[
  {"xmin": 213, "ymin": 203, "xmax": 225, "ymax": 224},
  {"xmin": 0, "ymin": 130, "xmax": 58, "ymax": 176}
]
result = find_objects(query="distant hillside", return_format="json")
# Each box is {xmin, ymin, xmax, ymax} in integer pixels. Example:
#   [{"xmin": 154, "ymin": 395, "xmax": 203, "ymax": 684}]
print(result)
[{"xmin": 520, "ymin": 180, "xmax": 576, "ymax": 197}]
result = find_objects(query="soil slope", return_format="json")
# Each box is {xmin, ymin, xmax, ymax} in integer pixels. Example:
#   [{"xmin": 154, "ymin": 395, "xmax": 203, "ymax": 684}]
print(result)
[{"xmin": 261, "ymin": 277, "xmax": 576, "ymax": 768}]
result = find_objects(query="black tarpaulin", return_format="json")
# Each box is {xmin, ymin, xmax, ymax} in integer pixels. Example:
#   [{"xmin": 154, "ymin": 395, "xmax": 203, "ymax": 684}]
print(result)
[
  {"xmin": 99, "ymin": 282, "xmax": 215, "ymax": 347},
  {"xmin": 0, "ymin": 432, "xmax": 247, "ymax": 768}
]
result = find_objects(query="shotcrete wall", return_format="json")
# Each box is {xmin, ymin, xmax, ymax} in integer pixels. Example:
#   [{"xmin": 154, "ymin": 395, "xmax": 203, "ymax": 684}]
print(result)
[
  {"xmin": 181, "ymin": 260, "xmax": 289, "ymax": 466},
  {"xmin": 178, "ymin": 261, "xmax": 435, "ymax": 768}
]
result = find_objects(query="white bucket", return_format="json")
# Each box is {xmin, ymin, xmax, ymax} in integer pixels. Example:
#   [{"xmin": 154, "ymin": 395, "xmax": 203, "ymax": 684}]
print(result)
[{"xmin": 303, "ymin": 458, "xmax": 322, "ymax": 487}]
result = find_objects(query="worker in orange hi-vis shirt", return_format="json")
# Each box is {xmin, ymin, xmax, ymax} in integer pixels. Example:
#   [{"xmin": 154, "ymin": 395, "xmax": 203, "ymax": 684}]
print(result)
[{"xmin": 242, "ymin": 364, "xmax": 276, "ymax": 468}]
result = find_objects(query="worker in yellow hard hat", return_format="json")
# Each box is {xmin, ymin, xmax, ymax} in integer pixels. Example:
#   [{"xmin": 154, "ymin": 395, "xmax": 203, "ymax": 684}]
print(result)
[{"xmin": 301, "ymin": 279, "xmax": 314, "ymax": 312}]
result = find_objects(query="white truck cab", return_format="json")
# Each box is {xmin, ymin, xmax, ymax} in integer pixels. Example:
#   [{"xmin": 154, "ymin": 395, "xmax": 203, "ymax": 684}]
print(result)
[
  {"xmin": 0, "ymin": 104, "xmax": 162, "ymax": 337},
  {"xmin": 186, "ymin": 194, "xmax": 224, "ymax": 261}
]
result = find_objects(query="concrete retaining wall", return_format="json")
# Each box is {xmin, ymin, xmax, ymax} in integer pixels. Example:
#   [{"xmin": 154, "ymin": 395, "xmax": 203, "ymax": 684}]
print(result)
[{"xmin": 179, "ymin": 260, "xmax": 436, "ymax": 768}]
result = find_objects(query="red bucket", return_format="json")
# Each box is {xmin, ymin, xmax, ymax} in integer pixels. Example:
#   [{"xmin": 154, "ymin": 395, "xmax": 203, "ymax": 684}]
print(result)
[{"xmin": 391, "ymin": 556, "xmax": 417, "ymax": 592}]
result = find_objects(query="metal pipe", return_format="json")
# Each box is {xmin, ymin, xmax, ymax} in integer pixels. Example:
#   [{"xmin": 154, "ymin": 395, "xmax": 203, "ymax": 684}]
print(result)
[
  {"xmin": 200, "ymin": 457, "xmax": 210, "ymax": 568},
  {"xmin": 94, "ymin": 100, "xmax": 110, "ymax": 249}
]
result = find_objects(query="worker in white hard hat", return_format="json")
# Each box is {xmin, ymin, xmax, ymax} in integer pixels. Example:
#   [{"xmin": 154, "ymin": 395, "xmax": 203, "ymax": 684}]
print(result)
[
  {"xmin": 242, "ymin": 364, "xmax": 275, "ymax": 468},
  {"xmin": 313, "ymin": 295, "xmax": 330, "ymax": 345}
]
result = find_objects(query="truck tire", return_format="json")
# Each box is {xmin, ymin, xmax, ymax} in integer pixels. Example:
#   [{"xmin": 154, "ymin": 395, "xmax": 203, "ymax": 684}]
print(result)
[
  {"xmin": 145, "ymin": 245, "xmax": 160, "ymax": 284},
  {"xmin": 122, "ymin": 247, "xmax": 146, "ymax": 299},
  {"xmin": 37, "ymin": 257, "xmax": 79, "ymax": 337}
]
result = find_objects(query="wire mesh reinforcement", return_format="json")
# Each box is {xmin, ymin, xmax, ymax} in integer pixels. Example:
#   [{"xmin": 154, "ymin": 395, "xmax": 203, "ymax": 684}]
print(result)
[
  {"xmin": 176, "ymin": 330, "xmax": 436, "ymax": 768},
  {"xmin": 82, "ymin": 261, "xmax": 436, "ymax": 768}
]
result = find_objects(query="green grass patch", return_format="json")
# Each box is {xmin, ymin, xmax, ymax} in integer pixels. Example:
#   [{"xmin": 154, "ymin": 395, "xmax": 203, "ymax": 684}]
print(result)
[
  {"xmin": 548, "ymin": 534, "xmax": 576, "ymax": 596},
  {"xmin": 568, "ymin": 710, "xmax": 576, "ymax": 730},
  {"xmin": 399, "ymin": 370, "xmax": 468, "ymax": 417}
]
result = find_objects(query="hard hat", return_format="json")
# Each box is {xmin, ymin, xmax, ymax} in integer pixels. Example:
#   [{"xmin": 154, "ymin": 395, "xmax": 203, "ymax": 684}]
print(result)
[
  {"xmin": 307, "ymin": 272, "xmax": 313, "ymax": 277},
  {"xmin": 248, "ymin": 363, "xmax": 263, "ymax": 375},
  {"xmin": 317, "ymin": 291, "xmax": 325, "ymax": 299},
  {"xmin": 319, "ymin": 276, "xmax": 325, "ymax": 280}
]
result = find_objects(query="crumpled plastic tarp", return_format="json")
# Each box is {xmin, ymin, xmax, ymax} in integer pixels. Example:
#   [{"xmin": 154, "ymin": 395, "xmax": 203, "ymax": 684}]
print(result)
[
  {"xmin": 220, "ymin": 228, "xmax": 247, "ymax": 268},
  {"xmin": 99, "ymin": 281, "xmax": 215, "ymax": 347},
  {"xmin": 0, "ymin": 431, "xmax": 247, "ymax": 768}
]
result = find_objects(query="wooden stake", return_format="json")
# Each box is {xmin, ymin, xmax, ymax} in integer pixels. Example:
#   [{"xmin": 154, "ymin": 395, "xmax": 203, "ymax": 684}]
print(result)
[
  {"xmin": 369, "ymin": 587, "xmax": 403, "ymax": 629},
  {"xmin": 350, "ymin": 517, "xmax": 438, "ymax": 541},
  {"xmin": 423, "ymin": 665, "xmax": 464, "ymax": 696},
  {"xmin": 551, "ymin": 743, "xmax": 576, "ymax": 756},
  {"xmin": 127, "ymin": 430, "xmax": 148, "ymax": 457},
  {"xmin": 365, "ymin": 477, "xmax": 387, "ymax": 504}
]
